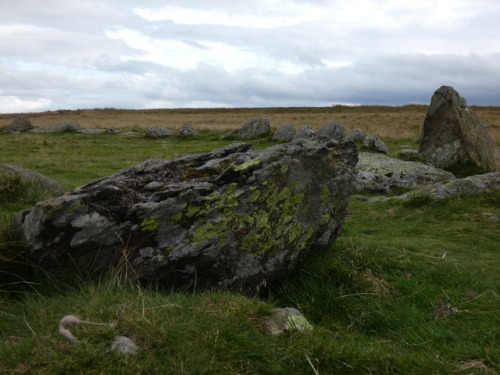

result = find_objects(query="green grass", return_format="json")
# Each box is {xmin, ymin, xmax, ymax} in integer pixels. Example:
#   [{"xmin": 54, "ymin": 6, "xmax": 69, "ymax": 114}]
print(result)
[{"xmin": 0, "ymin": 131, "xmax": 499, "ymax": 374}]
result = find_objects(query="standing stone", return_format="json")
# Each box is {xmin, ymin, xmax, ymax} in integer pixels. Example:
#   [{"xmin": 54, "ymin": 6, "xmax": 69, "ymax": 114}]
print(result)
[
  {"xmin": 238, "ymin": 117, "xmax": 271, "ymax": 139},
  {"xmin": 272, "ymin": 124, "xmax": 296, "ymax": 142},
  {"xmin": 418, "ymin": 86, "xmax": 500, "ymax": 173},
  {"xmin": 21, "ymin": 139, "xmax": 357, "ymax": 294},
  {"xmin": 4, "ymin": 116, "xmax": 33, "ymax": 132},
  {"xmin": 316, "ymin": 121, "xmax": 344, "ymax": 141}
]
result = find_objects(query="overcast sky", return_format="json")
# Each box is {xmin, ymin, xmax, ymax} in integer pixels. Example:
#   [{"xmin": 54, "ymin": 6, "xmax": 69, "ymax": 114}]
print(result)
[{"xmin": 1, "ymin": 0, "xmax": 500, "ymax": 113}]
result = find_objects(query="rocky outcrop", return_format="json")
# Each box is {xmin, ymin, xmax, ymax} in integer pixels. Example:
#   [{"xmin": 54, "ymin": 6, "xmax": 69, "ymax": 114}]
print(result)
[
  {"xmin": 369, "ymin": 172, "xmax": 500, "ymax": 202},
  {"xmin": 238, "ymin": 117, "xmax": 271, "ymax": 139},
  {"xmin": 31, "ymin": 121, "xmax": 80, "ymax": 133},
  {"xmin": 21, "ymin": 139, "xmax": 357, "ymax": 293},
  {"xmin": 4, "ymin": 116, "xmax": 33, "ymax": 132},
  {"xmin": 0, "ymin": 164, "xmax": 64, "ymax": 194},
  {"xmin": 356, "ymin": 152, "xmax": 454, "ymax": 193},
  {"xmin": 418, "ymin": 86, "xmax": 500, "ymax": 173},
  {"xmin": 272, "ymin": 124, "xmax": 296, "ymax": 142}
]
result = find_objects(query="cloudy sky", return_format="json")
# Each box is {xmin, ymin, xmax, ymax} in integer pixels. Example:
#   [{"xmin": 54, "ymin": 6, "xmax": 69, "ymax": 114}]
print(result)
[{"xmin": 1, "ymin": 0, "xmax": 500, "ymax": 113}]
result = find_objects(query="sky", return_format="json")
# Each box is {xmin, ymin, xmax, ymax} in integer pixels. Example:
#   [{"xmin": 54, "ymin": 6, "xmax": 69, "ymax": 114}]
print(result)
[{"xmin": 1, "ymin": 0, "xmax": 500, "ymax": 113}]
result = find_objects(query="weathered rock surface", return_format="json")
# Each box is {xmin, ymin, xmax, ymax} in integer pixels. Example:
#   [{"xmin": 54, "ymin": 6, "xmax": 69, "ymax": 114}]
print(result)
[
  {"xmin": 418, "ymin": 86, "xmax": 500, "ymax": 172},
  {"xmin": 316, "ymin": 121, "xmax": 345, "ymax": 141},
  {"xmin": 21, "ymin": 139, "xmax": 357, "ymax": 293},
  {"xmin": 356, "ymin": 152, "xmax": 455, "ymax": 193},
  {"xmin": 179, "ymin": 122, "xmax": 198, "ymax": 136},
  {"xmin": 4, "ymin": 116, "xmax": 33, "ymax": 132},
  {"xmin": 272, "ymin": 124, "xmax": 296, "ymax": 142},
  {"xmin": 0, "ymin": 164, "xmax": 64, "ymax": 194},
  {"xmin": 369, "ymin": 172, "xmax": 500, "ymax": 202},
  {"xmin": 238, "ymin": 117, "xmax": 271, "ymax": 139},
  {"xmin": 31, "ymin": 121, "xmax": 80, "ymax": 133},
  {"xmin": 293, "ymin": 125, "xmax": 315, "ymax": 140},
  {"xmin": 363, "ymin": 135, "xmax": 388, "ymax": 154},
  {"xmin": 147, "ymin": 127, "xmax": 176, "ymax": 138},
  {"xmin": 78, "ymin": 128, "xmax": 116, "ymax": 135}
]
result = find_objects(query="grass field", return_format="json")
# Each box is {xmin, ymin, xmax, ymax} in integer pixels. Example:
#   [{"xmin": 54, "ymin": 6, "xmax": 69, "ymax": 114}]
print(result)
[{"xmin": 0, "ymin": 108, "xmax": 499, "ymax": 374}]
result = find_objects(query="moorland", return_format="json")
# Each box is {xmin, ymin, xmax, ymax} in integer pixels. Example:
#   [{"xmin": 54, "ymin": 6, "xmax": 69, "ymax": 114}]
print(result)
[{"xmin": 0, "ymin": 106, "xmax": 499, "ymax": 374}]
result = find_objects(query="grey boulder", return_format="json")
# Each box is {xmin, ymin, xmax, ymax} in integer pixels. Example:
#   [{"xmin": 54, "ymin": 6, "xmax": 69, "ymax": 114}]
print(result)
[
  {"xmin": 21, "ymin": 139, "xmax": 357, "ymax": 293},
  {"xmin": 4, "ymin": 116, "xmax": 33, "ymax": 132},
  {"xmin": 31, "ymin": 121, "xmax": 80, "ymax": 133},
  {"xmin": 238, "ymin": 117, "xmax": 271, "ymax": 139}
]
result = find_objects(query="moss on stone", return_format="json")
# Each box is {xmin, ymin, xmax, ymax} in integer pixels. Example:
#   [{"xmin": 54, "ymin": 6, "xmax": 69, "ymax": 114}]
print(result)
[{"xmin": 140, "ymin": 216, "xmax": 158, "ymax": 232}]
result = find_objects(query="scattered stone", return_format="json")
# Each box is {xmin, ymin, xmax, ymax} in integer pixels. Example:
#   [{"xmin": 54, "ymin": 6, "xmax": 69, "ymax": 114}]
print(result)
[
  {"xmin": 356, "ymin": 152, "xmax": 454, "ymax": 193},
  {"xmin": 179, "ymin": 122, "xmax": 198, "ymax": 136},
  {"xmin": 4, "ymin": 116, "xmax": 33, "ymax": 132},
  {"xmin": 238, "ymin": 117, "xmax": 271, "ymax": 139},
  {"xmin": 398, "ymin": 149, "xmax": 419, "ymax": 158},
  {"xmin": 345, "ymin": 129, "xmax": 367, "ymax": 143},
  {"xmin": 264, "ymin": 307, "xmax": 313, "ymax": 335},
  {"xmin": 316, "ymin": 121, "xmax": 344, "ymax": 141},
  {"xmin": 481, "ymin": 212, "xmax": 499, "ymax": 221},
  {"xmin": 147, "ymin": 126, "xmax": 176, "ymax": 138},
  {"xmin": 272, "ymin": 124, "xmax": 296, "ymax": 143},
  {"xmin": 0, "ymin": 164, "xmax": 64, "ymax": 194},
  {"xmin": 419, "ymin": 86, "xmax": 500, "ymax": 172},
  {"xmin": 121, "ymin": 131, "xmax": 141, "ymax": 137},
  {"xmin": 293, "ymin": 125, "xmax": 315, "ymax": 140},
  {"xmin": 78, "ymin": 128, "xmax": 116, "ymax": 135},
  {"xmin": 111, "ymin": 335, "xmax": 140, "ymax": 355},
  {"xmin": 363, "ymin": 135, "xmax": 388, "ymax": 154},
  {"xmin": 31, "ymin": 121, "xmax": 80, "ymax": 133},
  {"xmin": 370, "ymin": 172, "xmax": 500, "ymax": 202},
  {"xmin": 21, "ymin": 139, "xmax": 358, "ymax": 294}
]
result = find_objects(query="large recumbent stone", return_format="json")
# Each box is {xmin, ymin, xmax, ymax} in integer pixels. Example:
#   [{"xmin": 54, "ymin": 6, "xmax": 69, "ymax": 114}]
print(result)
[{"xmin": 21, "ymin": 139, "xmax": 357, "ymax": 293}]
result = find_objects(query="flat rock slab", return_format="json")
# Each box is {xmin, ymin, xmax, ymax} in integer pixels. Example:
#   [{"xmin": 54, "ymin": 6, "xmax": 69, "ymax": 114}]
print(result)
[
  {"xmin": 356, "ymin": 152, "xmax": 455, "ymax": 193},
  {"xmin": 21, "ymin": 139, "xmax": 357, "ymax": 293}
]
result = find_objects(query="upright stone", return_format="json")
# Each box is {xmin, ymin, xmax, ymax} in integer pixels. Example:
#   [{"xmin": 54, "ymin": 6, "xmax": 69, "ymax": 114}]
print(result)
[
  {"xmin": 418, "ymin": 86, "xmax": 500, "ymax": 173},
  {"xmin": 238, "ymin": 117, "xmax": 271, "ymax": 139},
  {"xmin": 272, "ymin": 124, "xmax": 296, "ymax": 142}
]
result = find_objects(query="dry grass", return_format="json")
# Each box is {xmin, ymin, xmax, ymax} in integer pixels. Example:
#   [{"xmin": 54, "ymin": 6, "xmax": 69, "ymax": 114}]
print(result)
[{"xmin": 1, "ymin": 105, "xmax": 500, "ymax": 141}]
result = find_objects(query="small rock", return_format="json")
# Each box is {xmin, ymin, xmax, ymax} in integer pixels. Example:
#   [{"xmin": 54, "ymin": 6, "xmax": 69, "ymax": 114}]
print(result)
[
  {"xmin": 363, "ymin": 135, "xmax": 388, "ymax": 154},
  {"xmin": 316, "ymin": 121, "xmax": 344, "ymax": 141},
  {"xmin": 293, "ymin": 125, "xmax": 315, "ymax": 140},
  {"xmin": 481, "ymin": 212, "xmax": 499, "ymax": 221},
  {"xmin": 264, "ymin": 307, "xmax": 313, "ymax": 335},
  {"xmin": 345, "ymin": 129, "xmax": 367, "ymax": 143},
  {"xmin": 147, "ymin": 127, "xmax": 176, "ymax": 138},
  {"xmin": 111, "ymin": 335, "xmax": 140, "ymax": 355},
  {"xmin": 179, "ymin": 122, "xmax": 198, "ymax": 136}
]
